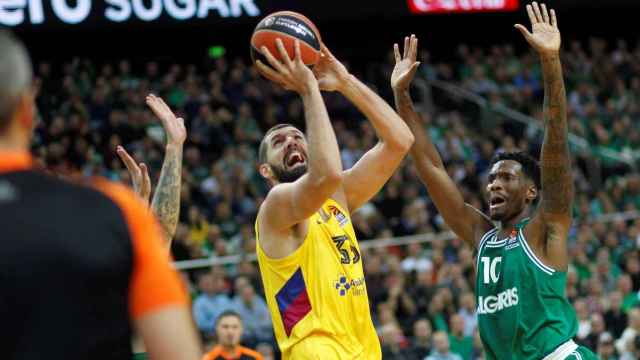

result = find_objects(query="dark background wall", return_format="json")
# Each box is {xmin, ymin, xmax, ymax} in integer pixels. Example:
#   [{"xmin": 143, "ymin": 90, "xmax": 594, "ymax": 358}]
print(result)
[{"xmin": 7, "ymin": 0, "xmax": 640, "ymax": 65}]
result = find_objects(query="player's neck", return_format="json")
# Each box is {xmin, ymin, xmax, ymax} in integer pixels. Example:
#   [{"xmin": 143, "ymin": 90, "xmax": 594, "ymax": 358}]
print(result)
[{"xmin": 498, "ymin": 209, "xmax": 532, "ymax": 234}]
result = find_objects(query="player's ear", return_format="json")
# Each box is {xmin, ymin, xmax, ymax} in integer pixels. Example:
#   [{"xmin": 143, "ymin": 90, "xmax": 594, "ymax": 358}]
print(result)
[
  {"xmin": 526, "ymin": 183, "xmax": 538, "ymax": 203},
  {"xmin": 259, "ymin": 163, "xmax": 273, "ymax": 180}
]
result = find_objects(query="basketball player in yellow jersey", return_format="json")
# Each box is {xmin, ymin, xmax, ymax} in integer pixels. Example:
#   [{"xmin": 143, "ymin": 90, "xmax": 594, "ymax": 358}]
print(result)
[{"xmin": 253, "ymin": 39, "xmax": 415, "ymax": 360}]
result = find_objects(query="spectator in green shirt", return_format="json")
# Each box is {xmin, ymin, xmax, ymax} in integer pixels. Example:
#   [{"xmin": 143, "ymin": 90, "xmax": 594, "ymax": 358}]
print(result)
[
  {"xmin": 448, "ymin": 314, "xmax": 473, "ymax": 360},
  {"xmin": 619, "ymin": 275, "xmax": 639, "ymax": 312}
]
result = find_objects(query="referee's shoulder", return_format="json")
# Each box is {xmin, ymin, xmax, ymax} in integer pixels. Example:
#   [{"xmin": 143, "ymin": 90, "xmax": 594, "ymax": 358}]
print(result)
[
  {"xmin": 83, "ymin": 176, "xmax": 153, "ymax": 225},
  {"xmin": 47, "ymin": 173, "xmax": 151, "ymax": 228},
  {"xmin": 53, "ymin": 174, "xmax": 148, "ymax": 214}
]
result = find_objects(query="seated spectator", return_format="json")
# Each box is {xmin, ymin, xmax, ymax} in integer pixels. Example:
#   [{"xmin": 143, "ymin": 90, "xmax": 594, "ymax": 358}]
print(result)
[
  {"xmin": 470, "ymin": 330, "xmax": 483, "ymax": 360},
  {"xmin": 407, "ymin": 318, "xmax": 432, "ymax": 360},
  {"xmin": 575, "ymin": 298, "xmax": 591, "ymax": 341},
  {"xmin": 457, "ymin": 292, "xmax": 477, "ymax": 337},
  {"xmin": 616, "ymin": 308, "xmax": 640, "ymax": 355},
  {"xmin": 605, "ymin": 291, "xmax": 628, "ymax": 338},
  {"xmin": 193, "ymin": 272, "xmax": 233, "ymax": 337},
  {"xmin": 231, "ymin": 276, "xmax": 273, "ymax": 345},
  {"xmin": 378, "ymin": 271, "xmax": 417, "ymax": 330},
  {"xmin": 202, "ymin": 310, "xmax": 263, "ymax": 360},
  {"xmin": 583, "ymin": 312, "xmax": 607, "ymax": 350},
  {"xmin": 597, "ymin": 332, "xmax": 617, "ymax": 360},
  {"xmin": 618, "ymin": 275, "xmax": 639, "ymax": 312},
  {"xmin": 448, "ymin": 314, "xmax": 472, "ymax": 360},
  {"xmin": 620, "ymin": 334, "xmax": 640, "ymax": 360},
  {"xmin": 426, "ymin": 331, "xmax": 463, "ymax": 360},
  {"xmin": 402, "ymin": 242, "xmax": 433, "ymax": 273},
  {"xmin": 380, "ymin": 322, "xmax": 412, "ymax": 359}
]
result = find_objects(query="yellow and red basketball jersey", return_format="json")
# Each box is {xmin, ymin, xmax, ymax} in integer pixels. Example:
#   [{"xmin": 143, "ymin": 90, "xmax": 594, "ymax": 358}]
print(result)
[{"xmin": 256, "ymin": 199, "xmax": 381, "ymax": 359}]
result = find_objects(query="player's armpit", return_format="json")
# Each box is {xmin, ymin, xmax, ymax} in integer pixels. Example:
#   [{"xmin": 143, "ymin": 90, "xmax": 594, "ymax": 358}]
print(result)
[{"xmin": 260, "ymin": 169, "xmax": 342, "ymax": 232}]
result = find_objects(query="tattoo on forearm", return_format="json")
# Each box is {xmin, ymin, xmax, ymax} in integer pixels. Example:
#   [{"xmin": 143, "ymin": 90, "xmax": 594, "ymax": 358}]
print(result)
[
  {"xmin": 151, "ymin": 146, "xmax": 183, "ymax": 244},
  {"xmin": 540, "ymin": 55, "xmax": 573, "ymax": 216}
]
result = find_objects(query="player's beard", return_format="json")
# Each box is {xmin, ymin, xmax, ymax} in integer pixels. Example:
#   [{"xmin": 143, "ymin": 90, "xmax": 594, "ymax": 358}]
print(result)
[{"xmin": 271, "ymin": 164, "xmax": 307, "ymax": 183}]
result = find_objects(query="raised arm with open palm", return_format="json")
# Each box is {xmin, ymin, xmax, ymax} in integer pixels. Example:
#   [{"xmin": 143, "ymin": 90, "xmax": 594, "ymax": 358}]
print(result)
[
  {"xmin": 392, "ymin": 35, "xmax": 492, "ymax": 247},
  {"xmin": 515, "ymin": 2, "xmax": 572, "ymax": 271},
  {"xmin": 117, "ymin": 94, "xmax": 186, "ymax": 247}
]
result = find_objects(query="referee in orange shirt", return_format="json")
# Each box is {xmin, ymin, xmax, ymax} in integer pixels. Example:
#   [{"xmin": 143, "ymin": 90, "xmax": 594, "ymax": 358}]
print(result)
[
  {"xmin": 0, "ymin": 31, "xmax": 201, "ymax": 360},
  {"xmin": 202, "ymin": 311, "xmax": 264, "ymax": 360}
]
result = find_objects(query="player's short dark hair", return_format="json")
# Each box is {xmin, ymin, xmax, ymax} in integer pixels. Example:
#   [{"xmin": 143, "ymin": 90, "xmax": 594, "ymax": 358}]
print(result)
[
  {"xmin": 490, "ymin": 151, "xmax": 541, "ymax": 190},
  {"xmin": 258, "ymin": 123, "xmax": 296, "ymax": 164},
  {"xmin": 216, "ymin": 310, "xmax": 242, "ymax": 326},
  {"xmin": 0, "ymin": 30, "xmax": 32, "ymax": 134}
]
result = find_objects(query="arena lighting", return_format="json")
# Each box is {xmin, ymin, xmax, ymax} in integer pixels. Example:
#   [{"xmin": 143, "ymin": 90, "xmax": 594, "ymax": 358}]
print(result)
[
  {"xmin": 0, "ymin": 0, "xmax": 261, "ymax": 26},
  {"xmin": 408, "ymin": 0, "xmax": 519, "ymax": 14}
]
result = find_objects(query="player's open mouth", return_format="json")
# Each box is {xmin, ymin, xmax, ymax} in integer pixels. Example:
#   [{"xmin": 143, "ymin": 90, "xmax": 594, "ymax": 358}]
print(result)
[
  {"xmin": 490, "ymin": 196, "xmax": 506, "ymax": 209},
  {"xmin": 285, "ymin": 152, "xmax": 305, "ymax": 168}
]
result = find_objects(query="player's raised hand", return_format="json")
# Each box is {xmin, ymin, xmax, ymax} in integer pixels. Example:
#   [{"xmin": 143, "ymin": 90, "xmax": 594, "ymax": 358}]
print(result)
[
  {"xmin": 515, "ymin": 2, "xmax": 560, "ymax": 55},
  {"xmin": 312, "ymin": 44, "xmax": 350, "ymax": 92},
  {"xmin": 117, "ymin": 146, "xmax": 151, "ymax": 204},
  {"xmin": 255, "ymin": 39, "xmax": 318, "ymax": 95},
  {"xmin": 146, "ymin": 94, "xmax": 186, "ymax": 147},
  {"xmin": 391, "ymin": 34, "xmax": 421, "ymax": 92}
]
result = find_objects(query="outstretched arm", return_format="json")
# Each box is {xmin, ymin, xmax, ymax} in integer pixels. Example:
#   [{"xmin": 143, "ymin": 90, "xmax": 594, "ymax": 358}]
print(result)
[
  {"xmin": 516, "ymin": 2, "xmax": 572, "ymax": 269},
  {"xmin": 148, "ymin": 95, "xmax": 186, "ymax": 246},
  {"xmin": 255, "ymin": 40, "xmax": 342, "ymax": 234},
  {"xmin": 392, "ymin": 35, "xmax": 490, "ymax": 246},
  {"xmin": 117, "ymin": 94, "xmax": 186, "ymax": 247},
  {"xmin": 313, "ymin": 45, "xmax": 414, "ymax": 212}
]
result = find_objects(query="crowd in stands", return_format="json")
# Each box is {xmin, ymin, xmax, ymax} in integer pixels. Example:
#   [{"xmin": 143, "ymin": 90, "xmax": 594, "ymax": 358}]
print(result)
[{"xmin": 31, "ymin": 37, "xmax": 640, "ymax": 359}]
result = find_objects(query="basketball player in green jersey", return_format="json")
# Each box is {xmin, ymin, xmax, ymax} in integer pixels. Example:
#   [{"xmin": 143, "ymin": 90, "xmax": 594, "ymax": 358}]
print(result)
[{"xmin": 392, "ymin": 3, "xmax": 596, "ymax": 359}]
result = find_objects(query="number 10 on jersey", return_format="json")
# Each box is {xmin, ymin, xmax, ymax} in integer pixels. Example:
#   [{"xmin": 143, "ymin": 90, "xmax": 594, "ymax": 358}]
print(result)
[{"xmin": 481, "ymin": 256, "xmax": 502, "ymax": 284}]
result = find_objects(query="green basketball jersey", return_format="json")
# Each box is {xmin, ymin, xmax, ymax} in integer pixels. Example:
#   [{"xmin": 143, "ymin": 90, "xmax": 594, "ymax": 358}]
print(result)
[{"xmin": 475, "ymin": 220, "xmax": 578, "ymax": 360}]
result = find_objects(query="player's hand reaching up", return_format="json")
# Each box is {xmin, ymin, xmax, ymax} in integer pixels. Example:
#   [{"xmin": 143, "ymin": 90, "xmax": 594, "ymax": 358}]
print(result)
[
  {"xmin": 313, "ymin": 45, "xmax": 350, "ymax": 92},
  {"xmin": 117, "ymin": 94, "xmax": 185, "ymax": 205},
  {"xmin": 256, "ymin": 39, "xmax": 318, "ymax": 95},
  {"xmin": 117, "ymin": 146, "xmax": 151, "ymax": 204},
  {"xmin": 391, "ymin": 34, "xmax": 421, "ymax": 92},
  {"xmin": 515, "ymin": 2, "xmax": 560, "ymax": 56},
  {"xmin": 146, "ymin": 94, "xmax": 186, "ymax": 147}
]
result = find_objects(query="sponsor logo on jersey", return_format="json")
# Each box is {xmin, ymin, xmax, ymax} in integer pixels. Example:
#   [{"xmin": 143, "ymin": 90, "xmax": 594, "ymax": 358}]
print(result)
[
  {"xmin": 477, "ymin": 287, "xmax": 519, "ymax": 314},
  {"xmin": 328, "ymin": 205, "xmax": 349, "ymax": 227},
  {"xmin": 334, "ymin": 275, "xmax": 366, "ymax": 297},
  {"xmin": 506, "ymin": 232, "xmax": 520, "ymax": 250}
]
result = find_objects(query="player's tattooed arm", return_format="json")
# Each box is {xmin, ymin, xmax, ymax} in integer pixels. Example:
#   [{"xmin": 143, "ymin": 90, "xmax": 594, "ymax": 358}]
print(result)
[
  {"xmin": 118, "ymin": 95, "xmax": 186, "ymax": 247},
  {"xmin": 147, "ymin": 95, "xmax": 186, "ymax": 246},
  {"xmin": 539, "ymin": 55, "xmax": 572, "ymax": 219},
  {"xmin": 151, "ymin": 143, "xmax": 183, "ymax": 244},
  {"xmin": 516, "ymin": 3, "xmax": 573, "ymax": 223},
  {"xmin": 516, "ymin": 3, "xmax": 572, "ymax": 272}
]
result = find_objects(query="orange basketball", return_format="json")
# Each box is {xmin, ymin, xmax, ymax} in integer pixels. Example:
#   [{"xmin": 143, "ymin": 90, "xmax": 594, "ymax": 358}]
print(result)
[{"xmin": 250, "ymin": 11, "xmax": 322, "ymax": 67}]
